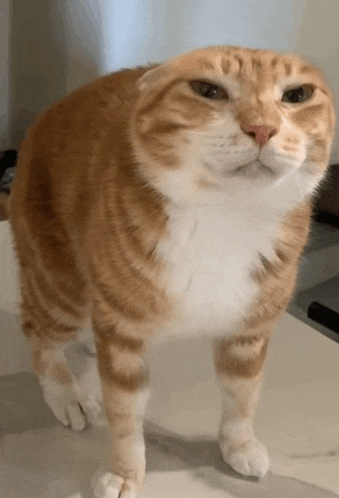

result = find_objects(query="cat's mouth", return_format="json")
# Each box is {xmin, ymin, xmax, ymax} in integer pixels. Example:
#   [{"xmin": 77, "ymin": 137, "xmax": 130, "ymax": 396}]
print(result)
[{"xmin": 228, "ymin": 160, "xmax": 275, "ymax": 179}]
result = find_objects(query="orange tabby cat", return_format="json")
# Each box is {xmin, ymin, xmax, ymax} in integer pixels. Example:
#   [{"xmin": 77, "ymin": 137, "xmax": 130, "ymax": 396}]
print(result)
[{"xmin": 9, "ymin": 45, "xmax": 335, "ymax": 497}]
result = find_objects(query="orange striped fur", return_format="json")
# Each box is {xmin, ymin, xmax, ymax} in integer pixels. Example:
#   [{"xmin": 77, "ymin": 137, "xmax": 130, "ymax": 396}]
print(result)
[{"xmin": 9, "ymin": 45, "xmax": 335, "ymax": 497}]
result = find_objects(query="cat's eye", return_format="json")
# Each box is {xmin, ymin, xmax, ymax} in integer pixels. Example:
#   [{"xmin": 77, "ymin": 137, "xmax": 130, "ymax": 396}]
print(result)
[
  {"xmin": 189, "ymin": 81, "xmax": 228, "ymax": 100},
  {"xmin": 282, "ymin": 85, "xmax": 314, "ymax": 104}
]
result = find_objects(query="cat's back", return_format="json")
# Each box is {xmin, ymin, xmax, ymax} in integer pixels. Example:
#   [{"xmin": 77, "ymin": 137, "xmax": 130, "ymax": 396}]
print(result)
[
  {"xmin": 8, "ymin": 66, "xmax": 154, "ymax": 291},
  {"xmin": 9, "ymin": 66, "xmax": 149, "ymax": 241}
]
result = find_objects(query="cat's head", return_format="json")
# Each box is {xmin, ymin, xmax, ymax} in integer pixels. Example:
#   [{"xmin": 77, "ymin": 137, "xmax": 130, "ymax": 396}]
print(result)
[{"xmin": 131, "ymin": 46, "xmax": 335, "ymax": 205}]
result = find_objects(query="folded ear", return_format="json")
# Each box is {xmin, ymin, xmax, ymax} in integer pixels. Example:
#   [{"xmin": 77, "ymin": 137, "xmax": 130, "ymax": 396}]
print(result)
[
  {"xmin": 136, "ymin": 63, "xmax": 179, "ymax": 112},
  {"xmin": 137, "ymin": 64, "xmax": 171, "ymax": 92}
]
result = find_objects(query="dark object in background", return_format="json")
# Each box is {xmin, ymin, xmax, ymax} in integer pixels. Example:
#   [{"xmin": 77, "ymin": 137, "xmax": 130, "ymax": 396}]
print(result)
[
  {"xmin": 313, "ymin": 164, "xmax": 339, "ymax": 228},
  {"xmin": 0, "ymin": 149, "xmax": 18, "ymax": 221},
  {"xmin": 0, "ymin": 149, "xmax": 17, "ymax": 194},
  {"xmin": 308, "ymin": 301, "xmax": 339, "ymax": 335}
]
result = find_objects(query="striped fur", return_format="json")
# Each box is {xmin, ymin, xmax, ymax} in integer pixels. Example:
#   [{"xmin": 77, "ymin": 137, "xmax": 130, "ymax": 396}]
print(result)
[{"xmin": 9, "ymin": 45, "xmax": 335, "ymax": 497}]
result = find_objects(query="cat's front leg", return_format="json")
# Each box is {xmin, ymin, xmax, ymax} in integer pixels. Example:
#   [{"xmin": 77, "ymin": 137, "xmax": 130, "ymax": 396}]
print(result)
[
  {"xmin": 92, "ymin": 301, "xmax": 150, "ymax": 498},
  {"xmin": 213, "ymin": 328, "xmax": 271, "ymax": 478}
]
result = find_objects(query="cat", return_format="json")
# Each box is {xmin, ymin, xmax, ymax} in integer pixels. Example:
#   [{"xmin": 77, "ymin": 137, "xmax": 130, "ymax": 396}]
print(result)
[{"xmin": 9, "ymin": 45, "xmax": 335, "ymax": 497}]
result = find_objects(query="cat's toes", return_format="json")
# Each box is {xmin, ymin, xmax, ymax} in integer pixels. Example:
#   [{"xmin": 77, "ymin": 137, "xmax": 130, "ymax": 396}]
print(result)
[
  {"xmin": 48, "ymin": 395, "xmax": 87, "ymax": 431},
  {"xmin": 80, "ymin": 393, "xmax": 104, "ymax": 425},
  {"xmin": 42, "ymin": 380, "xmax": 87, "ymax": 431},
  {"xmin": 92, "ymin": 471, "xmax": 140, "ymax": 498},
  {"xmin": 220, "ymin": 437, "xmax": 269, "ymax": 478}
]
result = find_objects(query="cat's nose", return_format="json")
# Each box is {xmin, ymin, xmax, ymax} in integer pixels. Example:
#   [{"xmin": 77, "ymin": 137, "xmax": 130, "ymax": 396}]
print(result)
[{"xmin": 241, "ymin": 124, "xmax": 277, "ymax": 147}]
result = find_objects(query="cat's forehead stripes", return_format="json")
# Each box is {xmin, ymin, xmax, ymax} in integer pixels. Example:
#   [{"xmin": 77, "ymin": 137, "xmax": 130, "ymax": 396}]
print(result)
[
  {"xmin": 214, "ymin": 49, "xmax": 321, "ymax": 89},
  {"xmin": 164, "ymin": 46, "xmax": 328, "ymax": 93}
]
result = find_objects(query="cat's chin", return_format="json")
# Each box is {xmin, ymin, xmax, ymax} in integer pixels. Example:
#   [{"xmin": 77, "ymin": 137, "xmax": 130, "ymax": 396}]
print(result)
[{"xmin": 228, "ymin": 160, "xmax": 275, "ymax": 179}]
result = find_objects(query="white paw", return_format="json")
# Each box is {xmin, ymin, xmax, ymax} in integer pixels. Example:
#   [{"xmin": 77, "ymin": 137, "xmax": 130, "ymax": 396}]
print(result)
[
  {"xmin": 220, "ymin": 437, "xmax": 269, "ymax": 478},
  {"xmin": 79, "ymin": 392, "xmax": 105, "ymax": 426},
  {"xmin": 92, "ymin": 470, "xmax": 140, "ymax": 498},
  {"xmin": 41, "ymin": 373, "xmax": 106, "ymax": 430},
  {"xmin": 41, "ymin": 379, "xmax": 87, "ymax": 431}
]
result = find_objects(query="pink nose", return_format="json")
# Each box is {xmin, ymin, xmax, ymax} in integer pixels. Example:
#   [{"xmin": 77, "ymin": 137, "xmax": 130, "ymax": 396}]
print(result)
[{"xmin": 241, "ymin": 124, "xmax": 277, "ymax": 147}]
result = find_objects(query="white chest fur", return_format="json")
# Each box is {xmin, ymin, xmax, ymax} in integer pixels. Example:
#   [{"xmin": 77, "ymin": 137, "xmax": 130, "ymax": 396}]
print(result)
[{"xmin": 156, "ymin": 197, "xmax": 281, "ymax": 338}]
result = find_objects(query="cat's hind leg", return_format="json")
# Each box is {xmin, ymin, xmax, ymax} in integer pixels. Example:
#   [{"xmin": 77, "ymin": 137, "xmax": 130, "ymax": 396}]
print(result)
[
  {"xmin": 20, "ymin": 270, "xmax": 93, "ymax": 430},
  {"xmin": 30, "ymin": 334, "xmax": 87, "ymax": 430}
]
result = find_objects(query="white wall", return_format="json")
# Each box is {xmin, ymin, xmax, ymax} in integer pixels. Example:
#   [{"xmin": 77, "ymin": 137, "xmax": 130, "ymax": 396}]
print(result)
[
  {"xmin": 54, "ymin": 0, "xmax": 105, "ymax": 92},
  {"xmin": 293, "ymin": 0, "xmax": 339, "ymax": 162},
  {"xmin": 0, "ymin": 0, "xmax": 10, "ymax": 150},
  {"xmin": 99, "ymin": 0, "xmax": 306, "ymax": 67}
]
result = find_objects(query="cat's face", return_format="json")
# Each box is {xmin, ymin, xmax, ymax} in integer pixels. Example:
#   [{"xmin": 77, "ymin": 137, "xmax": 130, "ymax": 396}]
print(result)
[{"xmin": 132, "ymin": 46, "xmax": 335, "ymax": 204}]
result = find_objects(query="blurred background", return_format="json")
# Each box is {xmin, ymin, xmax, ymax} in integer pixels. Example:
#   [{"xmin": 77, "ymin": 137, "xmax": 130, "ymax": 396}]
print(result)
[{"xmin": 1, "ymin": 0, "xmax": 339, "ymax": 157}]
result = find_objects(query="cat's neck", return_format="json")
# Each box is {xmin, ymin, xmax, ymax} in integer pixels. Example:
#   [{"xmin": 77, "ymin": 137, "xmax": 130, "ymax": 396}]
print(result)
[{"xmin": 146, "ymin": 165, "xmax": 315, "ymax": 222}]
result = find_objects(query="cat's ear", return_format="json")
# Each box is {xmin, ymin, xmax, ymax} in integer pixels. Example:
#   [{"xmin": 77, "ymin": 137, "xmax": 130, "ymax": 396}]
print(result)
[{"xmin": 138, "ymin": 65, "xmax": 172, "ymax": 92}]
